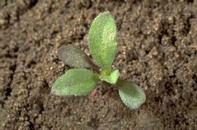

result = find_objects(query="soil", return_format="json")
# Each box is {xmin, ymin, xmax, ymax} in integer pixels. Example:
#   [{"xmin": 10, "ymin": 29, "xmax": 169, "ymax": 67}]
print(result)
[{"xmin": 0, "ymin": 0, "xmax": 196, "ymax": 130}]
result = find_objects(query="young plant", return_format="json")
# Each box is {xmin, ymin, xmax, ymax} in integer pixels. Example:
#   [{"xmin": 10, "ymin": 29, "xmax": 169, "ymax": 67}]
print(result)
[{"xmin": 51, "ymin": 12, "xmax": 146, "ymax": 109}]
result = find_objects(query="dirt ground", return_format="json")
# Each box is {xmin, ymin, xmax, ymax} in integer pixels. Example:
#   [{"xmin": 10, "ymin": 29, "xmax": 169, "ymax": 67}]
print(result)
[{"xmin": 0, "ymin": 0, "xmax": 197, "ymax": 130}]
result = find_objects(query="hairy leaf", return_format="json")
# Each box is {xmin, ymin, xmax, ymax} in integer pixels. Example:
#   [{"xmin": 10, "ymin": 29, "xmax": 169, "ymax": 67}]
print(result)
[
  {"xmin": 117, "ymin": 80, "xmax": 146, "ymax": 109},
  {"xmin": 88, "ymin": 11, "xmax": 117, "ymax": 71},
  {"xmin": 99, "ymin": 69, "xmax": 119, "ymax": 84},
  {"xmin": 58, "ymin": 45, "xmax": 91, "ymax": 68},
  {"xmin": 51, "ymin": 69, "xmax": 98, "ymax": 96}
]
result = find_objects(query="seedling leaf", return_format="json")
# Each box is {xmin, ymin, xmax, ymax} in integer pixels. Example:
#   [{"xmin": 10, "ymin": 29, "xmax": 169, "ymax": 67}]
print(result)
[
  {"xmin": 51, "ymin": 69, "xmax": 98, "ymax": 96},
  {"xmin": 117, "ymin": 80, "xmax": 146, "ymax": 109},
  {"xmin": 88, "ymin": 11, "xmax": 117, "ymax": 72},
  {"xmin": 99, "ymin": 69, "xmax": 119, "ymax": 84},
  {"xmin": 58, "ymin": 45, "xmax": 91, "ymax": 68}
]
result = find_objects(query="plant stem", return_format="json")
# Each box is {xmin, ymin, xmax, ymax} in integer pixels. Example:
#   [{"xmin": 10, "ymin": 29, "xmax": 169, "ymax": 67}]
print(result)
[{"xmin": 85, "ymin": 55, "xmax": 100, "ymax": 73}]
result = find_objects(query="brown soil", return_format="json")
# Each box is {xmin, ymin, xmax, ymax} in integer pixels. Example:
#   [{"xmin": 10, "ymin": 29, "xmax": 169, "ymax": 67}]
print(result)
[{"xmin": 0, "ymin": 0, "xmax": 196, "ymax": 130}]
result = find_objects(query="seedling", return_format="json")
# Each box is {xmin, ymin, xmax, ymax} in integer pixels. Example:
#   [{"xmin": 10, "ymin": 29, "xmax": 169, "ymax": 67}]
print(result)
[{"xmin": 51, "ymin": 12, "xmax": 146, "ymax": 109}]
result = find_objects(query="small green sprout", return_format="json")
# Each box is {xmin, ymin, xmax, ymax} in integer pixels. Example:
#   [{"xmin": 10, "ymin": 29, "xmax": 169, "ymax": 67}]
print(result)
[{"xmin": 51, "ymin": 11, "xmax": 146, "ymax": 109}]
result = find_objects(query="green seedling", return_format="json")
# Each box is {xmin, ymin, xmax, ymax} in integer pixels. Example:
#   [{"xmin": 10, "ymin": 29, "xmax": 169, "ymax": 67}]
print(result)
[{"xmin": 51, "ymin": 11, "xmax": 146, "ymax": 109}]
